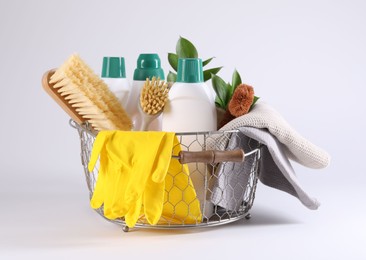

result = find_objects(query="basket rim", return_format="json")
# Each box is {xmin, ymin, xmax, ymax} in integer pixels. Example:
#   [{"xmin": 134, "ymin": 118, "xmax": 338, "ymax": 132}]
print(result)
[{"xmin": 69, "ymin": 119, "xmax": 241, "ymax": 136}]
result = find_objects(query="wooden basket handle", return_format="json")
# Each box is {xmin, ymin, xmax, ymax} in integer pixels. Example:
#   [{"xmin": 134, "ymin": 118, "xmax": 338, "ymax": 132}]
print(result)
[{"xmin": 176, "ymin": 149, "xmax": 245, "ymax": 164}]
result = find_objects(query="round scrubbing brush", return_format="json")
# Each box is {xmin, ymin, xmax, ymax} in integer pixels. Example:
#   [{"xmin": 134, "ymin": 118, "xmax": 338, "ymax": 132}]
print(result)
[{"xmin": 138, "ymin": 77, "xmax": 170, "ymax": 131}]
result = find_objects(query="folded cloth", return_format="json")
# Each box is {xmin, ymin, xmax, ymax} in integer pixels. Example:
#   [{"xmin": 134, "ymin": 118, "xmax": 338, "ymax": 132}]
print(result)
[
  {"xmin": 210, "ymin": 133, "xmax": 260, "ymax": 212},
  {"xmin": 219, "ymin": 102, "xmax": 331, "ymax": 169},
  {"xmin": 211, "ymin": 127, "xmax": 320, "ymax": 210},
  {"xmin": 210, "ymin": 101, "xmax": 330, "ymax": 210}
]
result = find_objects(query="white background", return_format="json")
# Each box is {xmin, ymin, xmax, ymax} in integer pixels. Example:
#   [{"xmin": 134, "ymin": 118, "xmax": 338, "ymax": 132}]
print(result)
[{"xmin": 1, "ymin": 0, "xmax": 365, "ymax": 259}]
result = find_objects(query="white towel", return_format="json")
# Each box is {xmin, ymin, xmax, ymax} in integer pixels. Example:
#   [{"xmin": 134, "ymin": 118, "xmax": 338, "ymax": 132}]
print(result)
[
  {"xmin": 210, "ymin": 101, "xmax": 330, "ymax": 210},
  {"xmin": 211, "ymin": 127, "xmax": 320, "ymax": 210},
  {"xmin": 219, "ymin": 101, "xmax": 331, "ymax": 169}
]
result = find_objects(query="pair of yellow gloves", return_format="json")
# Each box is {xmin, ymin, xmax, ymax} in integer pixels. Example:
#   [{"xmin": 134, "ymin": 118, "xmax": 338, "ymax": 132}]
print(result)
[{"xmin": 88, "ymin": 131, "xmax": 202, "ymax": 228}]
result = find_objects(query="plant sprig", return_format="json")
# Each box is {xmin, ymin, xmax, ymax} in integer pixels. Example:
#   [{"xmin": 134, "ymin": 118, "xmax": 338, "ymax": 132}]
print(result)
[{"xmin": 167, "ymin": 36, "xmax": 222, "ymax": 82}]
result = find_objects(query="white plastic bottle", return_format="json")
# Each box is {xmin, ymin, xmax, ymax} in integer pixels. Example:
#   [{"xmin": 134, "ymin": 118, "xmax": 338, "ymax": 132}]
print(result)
[
  {"xmin": 125, "ymin": 54, "xmax": 165, "ymax": 131},
  {"xmin": 101, "ymin": 57, "xmax": 130, "ymax": 108},
  {"xmin": 162, "ymin": 58, "xmax": 217, "ymax": 218}
]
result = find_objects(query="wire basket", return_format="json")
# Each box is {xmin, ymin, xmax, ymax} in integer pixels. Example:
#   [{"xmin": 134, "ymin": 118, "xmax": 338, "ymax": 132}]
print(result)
[{"xmin": 70, "ymin": 120, "xmax": 262, "ymax": 232}]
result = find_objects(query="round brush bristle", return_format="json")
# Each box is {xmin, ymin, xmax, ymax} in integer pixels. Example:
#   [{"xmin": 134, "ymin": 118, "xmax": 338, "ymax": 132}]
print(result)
[{"xmin": 140, "ymin": 77, "xmax": 169, "ymax": 115}]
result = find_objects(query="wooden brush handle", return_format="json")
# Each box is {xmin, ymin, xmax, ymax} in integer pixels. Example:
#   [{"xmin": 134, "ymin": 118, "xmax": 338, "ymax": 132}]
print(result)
[
  {"xmin": 42, "ymin": 69, "xmax": 85, "ymax": 125},
  {"xmin": 177, "ymin": 149, "xmax": 245, "ymax": 164}
]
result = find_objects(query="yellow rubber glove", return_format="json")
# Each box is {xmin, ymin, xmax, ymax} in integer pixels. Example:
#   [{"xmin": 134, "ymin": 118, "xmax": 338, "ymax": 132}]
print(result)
[
  {"xmin": 121, "ymin": 132, "xmax": 167, "ymax": 207},
  {"xmin": 142, "ymin": 133, "xmax": 175, "ymax": 225},
  {"xmin": 88, "ymin": 131, "xmax": 135, "ymax": 219},
  {"xmin": 133, "ymin": 137, "xmax": 203, "ymax": 226},
  {"xmin": 160, "ymin": 138, "xmax": 202, "ymax": 225},
  {"xmin": 124, "ymin": 132, "xmax": 175, "ymax": 226},
  {"xmin": 88, "ymin": 131, "xmax": 111, "ymax": 210},
  {"xmin": 88, "ymin": 131, "xmax": 129, "ymax": 218},
  {"xmin": 125, "ymin": 195, "xmax": 143, "ymax": 228},
  {"xmin": 102, "ymin": 132, "xmax": 145, "ymax": 219},
  {"xmin": 88, "ymin": 131, "xmax": 177, "ymax": 228}
]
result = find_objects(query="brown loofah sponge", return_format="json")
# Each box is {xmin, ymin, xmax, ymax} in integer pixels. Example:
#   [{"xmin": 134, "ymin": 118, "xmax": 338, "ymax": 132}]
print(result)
[
  {"xmin": 228, "ymin": 84, "xmax": 254, "ymax": 117},
  {"xmin": 218, "ymin": 83, "xmax": 255, "ymax": 129}
]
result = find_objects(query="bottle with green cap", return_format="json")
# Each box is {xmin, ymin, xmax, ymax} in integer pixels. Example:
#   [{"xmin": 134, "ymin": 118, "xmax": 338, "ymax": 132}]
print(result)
[
  {"xmin": 162, "ymin": 58, "xmax": 217, "ymax": 132},
  {"xmin": 101, "ymin": 57, "xmax": 131, "ymax": 108},
  {"xmin": 162, "ymin": 58, "xmax": 217, "ymax": 218},
  {"xmin": 125, "ymin": 53, "xmax": 165, "ymax": 130}
]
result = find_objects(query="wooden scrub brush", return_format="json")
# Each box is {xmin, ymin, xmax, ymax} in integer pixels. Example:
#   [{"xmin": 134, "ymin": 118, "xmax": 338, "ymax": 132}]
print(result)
[
  {"xmin": 138, "ymin": 77, "xmax": 170, "ymax": 131},
  {"xmin": 42, "ymin": 54, "xmax": 132, "ymax": 131}
]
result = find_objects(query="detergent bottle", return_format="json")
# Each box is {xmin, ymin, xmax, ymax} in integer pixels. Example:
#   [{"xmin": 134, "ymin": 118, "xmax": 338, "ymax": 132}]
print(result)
[
  {"xmin": 162, "ymin": 58, "xmax": 217, "ymax": 218},
  {"xmin": 101, "ymin": 57, "xmax": 130, "ymax": 108},
  {"xmin": 162, "ymin": 58, "xmax": 217, "ymax": 132},
  {"xmin": 125, "ymin": 53, "xmax": 165, "ymax": 131}
]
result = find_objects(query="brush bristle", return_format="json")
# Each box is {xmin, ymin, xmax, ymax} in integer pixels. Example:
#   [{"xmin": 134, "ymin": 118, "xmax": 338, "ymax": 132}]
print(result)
[
  {"xmin": 50, "ymin": 54, "xmax": 132, "ymax": 131},
  {"xmin": 140, "ymin": 77, "xmax": 169, "ymax": 115}
]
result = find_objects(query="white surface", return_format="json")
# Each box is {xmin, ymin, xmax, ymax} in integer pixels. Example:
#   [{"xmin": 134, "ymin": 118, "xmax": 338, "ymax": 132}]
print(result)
[{"xmin": 1, "ymin": 0, "xmax": 365, "ymax": 259}]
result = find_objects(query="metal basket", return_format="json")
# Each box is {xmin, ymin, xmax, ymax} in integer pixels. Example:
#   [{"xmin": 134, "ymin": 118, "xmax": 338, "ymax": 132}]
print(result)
[{"xmin": 70, "ymin": 120, "xmax": 262, "ymax": 232}]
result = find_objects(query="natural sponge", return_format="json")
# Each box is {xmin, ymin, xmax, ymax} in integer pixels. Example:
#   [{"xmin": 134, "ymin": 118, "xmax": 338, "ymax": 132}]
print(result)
[{"xmin": 228, "ymin": 84, "xmax": 255, "ymax": 117}]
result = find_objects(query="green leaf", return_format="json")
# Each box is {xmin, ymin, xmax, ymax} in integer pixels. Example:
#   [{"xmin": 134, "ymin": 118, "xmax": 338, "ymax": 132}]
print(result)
[
  {"xmin": 227, "ymin": 83, "xmax": 234, "ymax": 103},
  {"xmin": 211, "ymin": 74, "xmax": 228, "ymax": 109},
  {"xmin": 232, "ymin": 69, "xmax": 242, "ymax": 90},
  {"xmin": 215, "ymin": 100, "xmax": 225, "ymax": 110},
  {"xmin": 249, "ymin": 96, "xmax": 260, "ymax": 111},
  {"xmin": 168, "ymin": 53, "xmax": 178, "ymax": 72},
  {"xmin": 202, "ymin": 57, "xmax": 215, "ymax": 67},
  {"xmin": 176, "ymin": 36, "xmax": 198, "ymax": 58},
  {"xmin": 203, "ymin": 66, "xmax": 223, "ymax": 82},
  {"xmin": 167, "ymin": 71, "xmax": 177, "ymax": 83},
  {"xmin": 215, "ymin": 99, "xmax": 224, "ymax": 110}
]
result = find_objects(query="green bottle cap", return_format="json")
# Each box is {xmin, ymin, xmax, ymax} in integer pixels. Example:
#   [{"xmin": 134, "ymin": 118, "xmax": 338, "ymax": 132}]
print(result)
[
  {"xmin": 177, "ymin": 58, "xmax": 203, "ymax": 83},
  {"xmin": 101, "ymin": 57, "xmax": 126, "ymax": 78},
  {"xmin": 133, "ymin": 53, "xmax": 165, "ymax": 80}
]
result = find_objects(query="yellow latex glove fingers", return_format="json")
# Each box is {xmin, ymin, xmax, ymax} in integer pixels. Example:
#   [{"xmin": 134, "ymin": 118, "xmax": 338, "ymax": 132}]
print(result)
[
  {"xmin": 150, "ymin": 133, "xmax": 175, "ymax": 183},
  {"xmin": 88, "ymin": 131, "xmax": 185, "ymax": 227},
  {"xmin": 88, "ymin": 131, "xmax": 111, "ymax": 173},
  {"xmin": 104, "ymin": 163, "xmax": 131, "ymax": 219},
  {"xmin": 88, "ymin": 131, "xmax": 112, "ymax": 210},
  {"xmin": 120, "ymin": 132, "xmax": 175, "ymax": 227},
  {"xmin": 125, "ymin": 195, "xmax": 143, "ymax": 228},
  {"xmin": 121, "ymin": 132, "xmax": 172, "ymax": 226},
  {"xmin": 90, "ymin": 154, "xmax": 108, "ymax": 209},
  {"xmin": 143, "ymin": 179, "xmax": 165, "ymax": 225},
  {"xmin": 104, "ymin": 132, "xmax": 135, "ymax": 219},
  {"xmin": 99, "ymin": 131, "xmax": 162, "ymax": 221},
  {"xmin": 88, "ymin": 131, "xmax": 132, "ymax": 218},
  {"xmin": 160, "ymin": 137, "xmax": 203, "ymax": 224},
  {"xmin": 141, "ymin": 132, "xmax": 175, "ymax": 225},
  {"xmin": 124, "ymin": 132, "xmax": 167, "ymax": 204}
]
